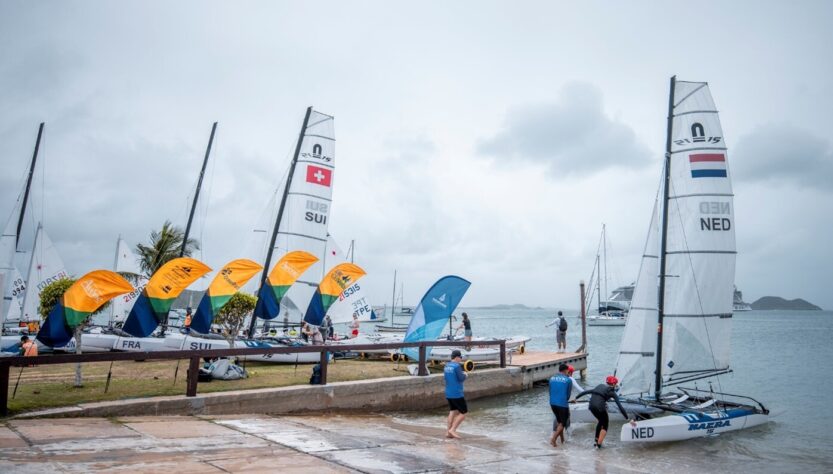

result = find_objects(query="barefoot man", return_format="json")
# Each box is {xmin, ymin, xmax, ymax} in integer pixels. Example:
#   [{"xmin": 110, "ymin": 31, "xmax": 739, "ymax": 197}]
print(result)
[
  {"xmin": 548, "ymin": 363, "xmax": 572, "ymax": 446},
  {"xmin": 444, "ymin": 349, "xmax": 468, "ymax": 439}
]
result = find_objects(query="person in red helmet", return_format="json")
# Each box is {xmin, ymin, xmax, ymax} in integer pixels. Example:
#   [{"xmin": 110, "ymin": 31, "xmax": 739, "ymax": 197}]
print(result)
[
  {"xmin": 566, "ymin": 365, "xmax": 584, "ymax": 400},
  {"xmin": 576, "ymin": 375, "xmax": 634, "ymax": 448}
]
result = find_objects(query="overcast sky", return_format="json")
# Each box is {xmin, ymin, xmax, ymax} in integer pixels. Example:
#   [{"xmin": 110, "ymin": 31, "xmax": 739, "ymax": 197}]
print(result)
[{"xmin": 2, "ymin": 1, "xmax": 831, "ymax": 310}]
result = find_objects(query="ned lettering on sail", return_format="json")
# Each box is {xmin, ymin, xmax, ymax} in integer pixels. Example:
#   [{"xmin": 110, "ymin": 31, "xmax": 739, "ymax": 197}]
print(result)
[{"xmin": 699, "ymin": 200, "xmax": 731, "ymax": 231}]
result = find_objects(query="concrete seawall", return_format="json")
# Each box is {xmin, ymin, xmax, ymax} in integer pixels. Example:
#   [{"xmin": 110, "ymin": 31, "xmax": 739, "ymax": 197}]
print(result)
[{"xmin": 17, "ymin": 367, "xmax": 524, "ymax": 419}]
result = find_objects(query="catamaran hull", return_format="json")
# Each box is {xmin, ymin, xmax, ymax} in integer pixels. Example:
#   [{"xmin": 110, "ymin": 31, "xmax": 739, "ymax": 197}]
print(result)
[
  {"xmin": 428, "ymin": 347, "xmax": 500, "ymax": 362},
  {"xmin": 569, "ymin": 401, "xmax": 664, "ymax": 424},
  {"xmin": 111, "ymin": 336, "xmax": 169, "ymax": 352},
  {"xmin": 621, "ymin": 410, "xmax": 769, "ymax": 443},
  {"xmin": 587, "ymin": 317, "xmax": 626, "ymax": 326},
  {"xmin": 166, "ymin": 334, "xmax": 321, "ymax": 364}
]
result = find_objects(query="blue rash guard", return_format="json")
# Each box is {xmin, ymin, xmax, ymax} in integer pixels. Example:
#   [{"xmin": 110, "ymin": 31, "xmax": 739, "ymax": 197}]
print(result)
[
  {"xmin": 549, "ymin": 373, "xmax": 573, "ymax": 407},
  {"xmin": 444, "ymin": 361, "xmax": 467, "ymax": 399}
]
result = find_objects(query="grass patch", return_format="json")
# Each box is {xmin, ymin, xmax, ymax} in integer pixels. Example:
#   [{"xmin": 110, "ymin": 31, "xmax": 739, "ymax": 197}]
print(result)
[{"xmin": 4, "ymin": 357, "xmax": 432, "ymax": 416}]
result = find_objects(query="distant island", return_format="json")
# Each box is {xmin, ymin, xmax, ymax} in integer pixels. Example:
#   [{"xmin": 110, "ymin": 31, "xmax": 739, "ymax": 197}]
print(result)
[
  {"xmin": 751, "ymin": 296, "xmax": 822, "ymax": 311},
  {"xmin": 466, "ymin": 304, "xmax": 545, "ymax": 310}
]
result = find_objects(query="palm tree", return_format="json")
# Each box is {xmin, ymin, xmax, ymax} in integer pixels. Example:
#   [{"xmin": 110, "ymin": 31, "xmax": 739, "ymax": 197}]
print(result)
[{"xmin": 135, "ymin": 220, "xmax": 200, "ymax": 277}]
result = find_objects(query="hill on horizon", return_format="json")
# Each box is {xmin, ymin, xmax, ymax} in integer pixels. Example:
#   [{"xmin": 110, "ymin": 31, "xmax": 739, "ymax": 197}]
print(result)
[{"xmin": 751, "ymin": 296, "xmax": 821, "ymax": 311}]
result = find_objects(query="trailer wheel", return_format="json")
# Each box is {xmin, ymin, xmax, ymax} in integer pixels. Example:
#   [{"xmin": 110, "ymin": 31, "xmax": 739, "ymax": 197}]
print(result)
[
  {"xmin": 463, "ymin": 360, "xmax": 475, "ymax": 372},
  {"xmin": 390, "ymin": 352, "xmax": 401, "ymax": 362},
  {"xmin": 519, "ymin": 344, "xmax": 526, "ymax": 354}
]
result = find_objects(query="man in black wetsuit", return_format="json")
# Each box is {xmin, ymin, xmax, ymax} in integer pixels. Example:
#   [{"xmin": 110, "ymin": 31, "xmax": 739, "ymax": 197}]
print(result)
[{"xmin": 576, "ymin": 375, "xmax": 635, "ymax": 448}]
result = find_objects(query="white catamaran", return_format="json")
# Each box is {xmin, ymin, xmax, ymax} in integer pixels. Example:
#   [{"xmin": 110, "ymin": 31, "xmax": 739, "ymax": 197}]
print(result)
[{"xmin": 611, "ymin": 77, "xmax": 769, "ymax": 443}]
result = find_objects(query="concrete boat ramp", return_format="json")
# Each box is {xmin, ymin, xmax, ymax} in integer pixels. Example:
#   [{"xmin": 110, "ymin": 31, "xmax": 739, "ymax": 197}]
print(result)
[
  {"xmin": 0, "ymin": 351, "xmax": 606, "ymax": 472},
  {"xmin": 0, "ymin": 414, "xmax": 641, "ymax": 473}
]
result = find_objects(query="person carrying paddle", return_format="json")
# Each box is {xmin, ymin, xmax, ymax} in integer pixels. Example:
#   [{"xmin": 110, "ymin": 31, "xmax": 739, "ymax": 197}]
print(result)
[{"xmin": 576, "ymin": 376, "xmax": 635, "ymax": 448}]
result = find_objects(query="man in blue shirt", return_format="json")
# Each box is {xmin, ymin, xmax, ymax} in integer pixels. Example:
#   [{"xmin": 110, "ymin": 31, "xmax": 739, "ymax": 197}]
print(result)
[
  {"xmin": 548, "ymin": 363, "xmax": 572, "ymax": 446},
  {"xmin": 444, "ymin": 349, "xmax": 468, "ymax": 439}
]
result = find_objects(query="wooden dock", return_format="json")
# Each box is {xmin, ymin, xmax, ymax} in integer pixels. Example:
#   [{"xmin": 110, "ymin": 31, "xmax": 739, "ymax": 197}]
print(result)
[{"xmin": 507, "ymin": 350, "xmax": 588, "ymax": 387}]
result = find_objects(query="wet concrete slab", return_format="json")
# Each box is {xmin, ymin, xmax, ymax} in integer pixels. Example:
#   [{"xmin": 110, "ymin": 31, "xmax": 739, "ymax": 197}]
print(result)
[
  {"xmin": 207, "ymin": 451, "xmax": 354, "ymax": 473},
  {"xmin": 9, "ymin": 418, "xmax": 139, "ymax": 444},
  {"xmin": 0, "ymin": 425, "xmax": 28, "ymax": 448},
  {"xmin": 123, "ymin": 418, "xmax": 240, "ymax": 438},
  {"xmin": 1, "ymin": 413, "xmax": 637, "ymax": 473}
]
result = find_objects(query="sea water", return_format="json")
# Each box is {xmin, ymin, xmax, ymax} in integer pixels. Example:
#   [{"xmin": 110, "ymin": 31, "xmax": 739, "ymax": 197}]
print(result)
[{"xmin": 377, "ymin": 309, "xmax": 833, "ymax": 473}]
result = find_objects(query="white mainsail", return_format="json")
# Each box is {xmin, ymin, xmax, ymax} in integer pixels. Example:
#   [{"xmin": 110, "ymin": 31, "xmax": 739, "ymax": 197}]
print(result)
[
  {"xmin": 615, "ymin": 196, "xmax": 660, "ymax": 396},
  {"xmin": 109, "ymin": 237, "xmax": 148, "ymax": 324},
  {"xmin": 661, "ymin": 80, "xmax": 734, "ymax": 384},
  {"xmin": 323, "ymin": 235, "xmax": 375, "ymax": 324},
  {"xmin": 3, "ymin": 268, "xmax": 26, "ymax": 323},
  {"xmin": 20, "ymin": 223, "xmax": 69, "ymax": 322},
  {"xmin": 276, "ymin": 110, "xmax": 335, "ymax": 317},
  {"xmin": 617, "ymin": 81, "xmax": 734, "ymax": 394}
]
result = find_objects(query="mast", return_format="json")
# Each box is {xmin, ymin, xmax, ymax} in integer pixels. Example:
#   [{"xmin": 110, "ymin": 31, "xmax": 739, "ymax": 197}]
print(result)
[
  {"xmin": 390, "ymin": 269, "xmax": 397, "ymax": 323},
  {"xmin": 596, "ymin": 252, "xmax": 602, "ymax": 312},
  {"xmin": 248, "ymin": 106, "xmax": 313, "ymax": 337},
  {"xmin": 16, "ymin": 123, "xmax": 44, "ymax": 251},
  {"xmin": 654, "ymin": 75, "xmax": 676, "ymax": 401},
  {"xmin": 108, "ymin": 236, "xmax": 121, "ymax": 326},
  {"xmin": 602, "ymin": 223, "xmax": 608, "ymax": 307},
  {"xmin": 180, "ymin": 122, "xmax": 217, "ymax": 257}
]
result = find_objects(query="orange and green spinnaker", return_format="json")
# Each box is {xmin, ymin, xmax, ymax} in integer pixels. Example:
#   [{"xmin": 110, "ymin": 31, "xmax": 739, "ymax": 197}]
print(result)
[
  {"xmin": 303, "ymin": 263, "xmax": 366, "ymax": 326},
  {"xmin": 190, "ymin": 258, "xmax": 263, "ymax": 333},
  {"xmin": 253, "ymin": 251, "xmax": 318, "ymax": 320},
  {"xmin": 122, "ymin": 257, "xmax": 212, "ymax": 337},
  {"xmin": 36, "ymin": 270, "xmax": 134, "ymax": 347}
]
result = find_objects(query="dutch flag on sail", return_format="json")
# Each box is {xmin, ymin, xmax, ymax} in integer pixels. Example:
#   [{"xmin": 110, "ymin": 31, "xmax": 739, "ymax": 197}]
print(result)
[{"xmin": 689, "ymin": 154, "xmax": 727, "ymax": 178}]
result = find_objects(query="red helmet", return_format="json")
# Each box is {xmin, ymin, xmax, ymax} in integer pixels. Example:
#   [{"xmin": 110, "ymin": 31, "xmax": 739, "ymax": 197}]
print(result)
[
  {"xmin": 606, "ymin": 375, "xmax": 619, "ymax": 385},
  {"xmin": 567, "ymin": 365, "xmax": 575, "ymax": 375}
]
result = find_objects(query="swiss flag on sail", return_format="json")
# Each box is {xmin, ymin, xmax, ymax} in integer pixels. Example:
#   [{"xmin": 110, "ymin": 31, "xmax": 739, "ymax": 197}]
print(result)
[{"xmin": 306, "ymin": 165, "xmax": 332, "ymax": 187}]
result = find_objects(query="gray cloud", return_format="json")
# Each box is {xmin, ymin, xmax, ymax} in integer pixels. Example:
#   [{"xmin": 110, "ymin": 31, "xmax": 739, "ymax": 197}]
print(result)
[
  {"xmin": 732, "ymin": 124, "xmax": 833, "ymax": 189},
  {"xmin": 476, "ymin": 82, "xmax": 652, "ymax": 176}
]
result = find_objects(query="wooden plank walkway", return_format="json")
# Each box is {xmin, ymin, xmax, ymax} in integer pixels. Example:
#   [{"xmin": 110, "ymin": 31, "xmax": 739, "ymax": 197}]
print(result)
[{"xmin": 507, "ymin": 350, "xmax": 588, "ymax": 386}]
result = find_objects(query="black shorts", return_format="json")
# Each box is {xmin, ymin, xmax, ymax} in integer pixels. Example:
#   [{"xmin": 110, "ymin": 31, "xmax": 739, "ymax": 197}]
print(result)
[
  {"xmin": 447, "ymin": 397, "xmax": 468, "ymax": 414},
  {"xmin": 589, "ymin": 405, "xmax": 609, "ymax": 431},
  {"xmin": 551, "ymin": 404, "xmax": 570, "ymax": 428}
]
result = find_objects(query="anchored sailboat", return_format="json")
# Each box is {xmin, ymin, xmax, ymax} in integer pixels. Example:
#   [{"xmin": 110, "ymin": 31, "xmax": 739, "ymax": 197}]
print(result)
[{"xmin": 614, "ymin": 77, "xmax": 769, "ymax": 443}]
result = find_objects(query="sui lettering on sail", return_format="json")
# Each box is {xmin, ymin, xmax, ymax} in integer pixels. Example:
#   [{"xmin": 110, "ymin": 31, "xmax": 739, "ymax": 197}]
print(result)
[{"xmin": 305, "ymin": 199, "xmax": 328, "ymax": 225}]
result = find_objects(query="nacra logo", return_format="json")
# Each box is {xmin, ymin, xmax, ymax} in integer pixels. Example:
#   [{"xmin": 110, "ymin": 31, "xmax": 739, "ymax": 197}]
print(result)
[
  {"xmin": 688, "ymin": 420, "xmax": 730, "ymax": 431},
  {"xmin": 301, "ymin": 143, "xmax": 333, "ymax": 162},
  {"xmin": 675, "ymin": 122, "xmax": 722, "ymax": 146}
]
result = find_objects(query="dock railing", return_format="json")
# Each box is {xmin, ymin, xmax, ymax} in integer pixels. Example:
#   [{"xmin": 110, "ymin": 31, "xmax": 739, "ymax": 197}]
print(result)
[{"xmin": 0, "ymin": 339, "xmax": 507, "ymax": 416}]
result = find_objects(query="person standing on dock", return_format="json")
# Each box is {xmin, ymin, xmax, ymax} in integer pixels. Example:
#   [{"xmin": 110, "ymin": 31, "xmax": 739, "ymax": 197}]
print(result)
[
  {"xmin": 545, "ymin": 311, "xmax": 568, "ymax": 352},
  {"xmin": 456, "ymin": 312, "xmax": 473, "ymax": 348},
  {"xmin": 576, "ymin": 376, "xmax": 634, "ymax": 448},
  {"xmin": 444, "ymin": 349, "xmax": 468, "ymax": 439},
  {"xmin": 548, "ymin": 364, "xmax": 573, "ymax": 447}
]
